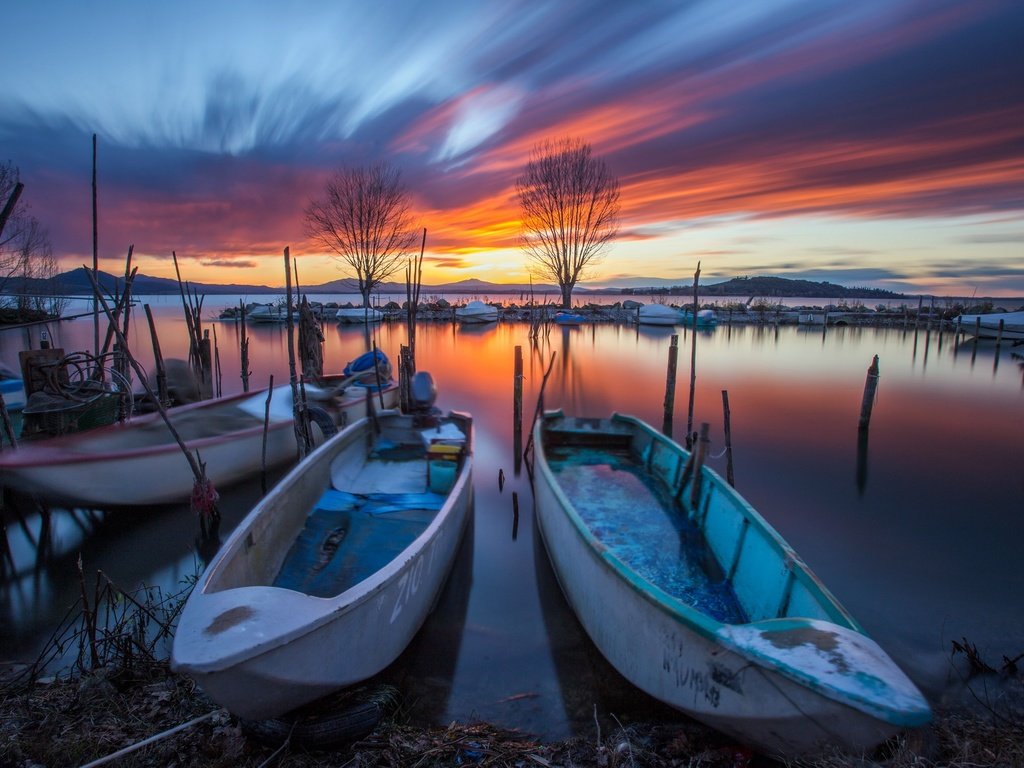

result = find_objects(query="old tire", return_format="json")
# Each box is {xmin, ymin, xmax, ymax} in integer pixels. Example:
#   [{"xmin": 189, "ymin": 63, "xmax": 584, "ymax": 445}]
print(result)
[
  {"xmin": 239, "ymin": 685, "xmax": 394, "ymax": 750},
  {"xmin": 307, "ymin": 405, "xmax": 338, "ymax": 445}
]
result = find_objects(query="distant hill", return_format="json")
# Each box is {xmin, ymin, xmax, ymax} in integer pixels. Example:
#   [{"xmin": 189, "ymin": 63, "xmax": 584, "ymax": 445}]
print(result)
[
  {"xmin": 623, "ymin": 276, "xmax": 904, "ymax": 299},
  {"xmin": 11, "ymin": 268, "xmax": 902, "ymax": 300}
]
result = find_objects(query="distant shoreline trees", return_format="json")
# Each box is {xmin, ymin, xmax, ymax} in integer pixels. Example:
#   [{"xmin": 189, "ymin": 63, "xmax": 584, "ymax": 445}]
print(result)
[
  {"xmin": 517, "ymin": 138, "xmax": 620, "ymax": 308},
  {"xmin": 304, "ymin": 162, "xmax": 417, "ymax": 308}
]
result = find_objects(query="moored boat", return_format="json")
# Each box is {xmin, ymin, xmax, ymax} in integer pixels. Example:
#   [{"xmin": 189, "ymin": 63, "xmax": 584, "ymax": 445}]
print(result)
[
  {"xmin": 532, "ymin": 411, "xmax": 931, "ymax": 758},
  {"xmin": 955, "ymin": 309, "xmax": 1024, "ymax": 340},
  {"xmin": 635, "ymin": 303, "xmax": 681, "ymax": 326},
  {"xmin": 336, "ymin": 306, "xmax": 384, "ymax": 324},
  {"xmin": 171, "ymin": 375, "xmax": 473, "ymax": 720},
  {"xmin": 455, "ymin": 300, "xmax": 499, "ymax": 324},
  {"xmin": 553, "ymin": 311, "xmax": 587, "ymax": 325},
  {"xmin": 0, "ymin": 363, "xmax": 399, "ymax": 507},
  {"xmin": 245, "ymin": 303, "xmax": 289, "ymax": 323},
  {"xmin": 682, "ymin": 308, "xmax": 718, "ymax": 328}
]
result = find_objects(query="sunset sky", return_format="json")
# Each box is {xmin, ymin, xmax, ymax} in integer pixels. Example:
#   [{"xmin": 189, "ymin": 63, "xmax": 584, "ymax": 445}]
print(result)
[{"xmin": 2, "ymin": 1, "xmax": 1022, "ymax": 296}]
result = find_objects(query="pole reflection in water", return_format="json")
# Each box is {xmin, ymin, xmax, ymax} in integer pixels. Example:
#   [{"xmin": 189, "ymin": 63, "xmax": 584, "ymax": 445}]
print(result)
[{"xmin": 1, "ymin": 301, "xmax": 1022, "ymax": 739}]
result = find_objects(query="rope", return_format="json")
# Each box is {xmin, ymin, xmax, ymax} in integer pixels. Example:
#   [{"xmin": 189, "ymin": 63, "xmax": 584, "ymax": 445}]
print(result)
[{"xmin": 709, "ymin": 446, "xmax": 728, "ymax": 460}]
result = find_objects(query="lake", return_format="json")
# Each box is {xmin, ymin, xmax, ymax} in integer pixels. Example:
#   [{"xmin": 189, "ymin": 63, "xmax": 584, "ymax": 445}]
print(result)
[{"xmin": 1, "ymin": 295, "xmax": 1022, "ymax": 740}]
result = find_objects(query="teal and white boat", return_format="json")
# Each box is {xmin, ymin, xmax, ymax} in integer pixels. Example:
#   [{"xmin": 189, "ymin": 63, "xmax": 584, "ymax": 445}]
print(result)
[{"xmin": 532, "ymin": 412, "xmax": 931, "ymax": 758}]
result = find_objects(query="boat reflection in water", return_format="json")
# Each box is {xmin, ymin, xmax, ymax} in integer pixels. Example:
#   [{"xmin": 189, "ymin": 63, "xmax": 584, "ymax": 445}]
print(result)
[{"xmin": 1, "ymin": 303, "xmax": 1022, "ymax": 748}]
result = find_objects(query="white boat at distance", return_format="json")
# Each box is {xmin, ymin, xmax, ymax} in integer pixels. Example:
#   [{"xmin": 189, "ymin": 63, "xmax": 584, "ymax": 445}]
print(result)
[
  {"xmin": 455, "ymin": 300, "xmax": 499, "ymax": 324},
  {"xmin": 0, "ymin": 375, "xmax": 398, "ymax": 507},
  {"xmin": 171, "ymin": 378, "xmax": 473, "ymax": 720},
  {"xmin": 245, "ymin": 303, "xmax": 289, "ymax": 323},
  {"xmin": 955, "ymin": 309, "xmax": 1024, "ymax": 340},
  {"xmin": 532, "ymin": 411, "xmax": 931, "ymax": 758},
  {"xmin": 336, "ymin": 306, "xmax": 384, "ymax": 324},
  {"xmin": 635, "ymin": 303, "xmax": 681, "ymax": 326}
]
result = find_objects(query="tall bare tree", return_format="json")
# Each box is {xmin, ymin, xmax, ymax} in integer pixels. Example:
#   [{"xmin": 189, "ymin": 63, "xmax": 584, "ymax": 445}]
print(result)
[
  {"xmin": 517, "ymin": 138, "xmax": 620, "ymax": 308},
  {"xmin": 305, "ymin": 162, "xmax": 416, "ymax": 307},
  {"xmin": 1, "ymin": 161, "xmax": 58, "ymax": 314}
]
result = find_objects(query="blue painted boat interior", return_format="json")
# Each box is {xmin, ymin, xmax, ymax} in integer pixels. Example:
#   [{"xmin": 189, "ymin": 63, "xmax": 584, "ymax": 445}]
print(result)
[
  {"xmin": 545, "ymin": 414, "xmax": 853, "ymax": 630},
  {"xmin": 273, "ymin": 488, "xmax": 444, "ymax": 597},
  {"xmin": 548, "ymin": 446, "xmax": 747, "ymax": 624}
]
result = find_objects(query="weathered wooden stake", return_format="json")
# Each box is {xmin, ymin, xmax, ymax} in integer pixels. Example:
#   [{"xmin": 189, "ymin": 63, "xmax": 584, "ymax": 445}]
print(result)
[
  {"xmin": 513, "ymin": 345, "xmax": 524, "ymax": 444},
  {"xmin": 261, "ymin": 375, "xmax": 274, "ymax": 495},
  {"xmin": 686, "ymin": 263, "xmax": 701, "ymax": 448},
  {"xmin": 92, "ymin": 134, "xmax": 100, "ymax": 361},
  {"xmin": 721, "ymin": 390, "xmax": 734, "ymax": 487},
  {"xmin": 512, "ymin": 491, "xmax": 520, "ymax": 541},
  {"xmin": 914, "ymin": 296, "xmax": 923, "ymax": 333},
  {"xmin": 143, "ymin": 304, "xmax": 168, "ymax": 406},
  {"xmin": 523, "ymin": 351, "xmax": 557, "ymax": 460},
  {"xmin": 239, "ymin": 300, "xmax": 250, "ymax": 393},
  {"xmin": 995, "ymin": 318, "xmax": 1005, "ymax": 355},
  {"xmin": 283, "ymin": 247, "xmax": 311, "ymax": 458},
  {"xmin": 858, "ymin": 355, "xmax": 880, "ymax": 431},
  {"xmin": 689, "ymin": 423, "xmax": 710, "ymax": 510},
  {"xmin": 662, "ymin": 334, "xmax": 679, "ymax": 437}
]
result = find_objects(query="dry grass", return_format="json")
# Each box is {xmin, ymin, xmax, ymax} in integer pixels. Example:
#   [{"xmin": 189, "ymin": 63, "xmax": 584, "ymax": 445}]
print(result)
[
  {"xmin": 2, "ymin": 664, "xmax": 1023, "ymax": 768},
  {"xmin": 3, "ymin": 574, "xmax": 1021, "ymax": 767}
]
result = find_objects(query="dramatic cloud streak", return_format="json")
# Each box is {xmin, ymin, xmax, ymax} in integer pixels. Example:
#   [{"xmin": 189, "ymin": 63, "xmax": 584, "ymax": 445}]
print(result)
[{"xmin": 1, "ymin": 0, "xmax": 1021, "ymax": 294}]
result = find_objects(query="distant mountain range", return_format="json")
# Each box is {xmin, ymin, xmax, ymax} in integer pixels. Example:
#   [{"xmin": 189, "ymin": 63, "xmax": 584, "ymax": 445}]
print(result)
[{"xmin": 11, "ymin": 267, "xmax": 905, "ymax": 299}]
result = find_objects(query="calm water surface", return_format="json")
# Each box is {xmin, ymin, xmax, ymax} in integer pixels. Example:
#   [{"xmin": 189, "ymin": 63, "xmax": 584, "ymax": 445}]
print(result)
[{"xmin": 1, "ymin": 295, "xmax": 1022, "ymax": 739}]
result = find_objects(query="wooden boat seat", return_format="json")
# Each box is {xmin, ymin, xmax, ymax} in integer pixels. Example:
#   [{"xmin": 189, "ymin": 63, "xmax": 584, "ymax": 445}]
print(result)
[{"xmin": 273, "ymin": 489, "xmax": 446, "ymax": 597}]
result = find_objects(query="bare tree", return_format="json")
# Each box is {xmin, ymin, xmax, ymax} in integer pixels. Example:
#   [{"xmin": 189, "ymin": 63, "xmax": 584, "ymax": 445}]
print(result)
[
  {"xmin": 305, "ymin": 162, "xmax": 416, "ymax": 307},
  {"xmin": 1, "ymin": 161, "xmax": 57, "ymax": 314},
  {"xmin": 517, "ymin": 138, "xmax": 620, "ymax": 308}
]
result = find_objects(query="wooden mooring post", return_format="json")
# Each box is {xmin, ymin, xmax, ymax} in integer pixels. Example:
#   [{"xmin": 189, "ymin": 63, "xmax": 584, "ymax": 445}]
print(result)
[
  {"xmin": 686, "ymin": 263, "xmax": 701, "ymax": 449},
  {"xmin": 662, "ymin": 334, "xmax": 679, "ymax": 437},
  {"xmin": 513, "ymin": 345, "xmax": 524, "ymax": 472},
  {"xmin": 858, "ymin": 355, "xmax": 880, "ymax": 431},
  {"xmin": 689, "ymin": 423, "xmax": 710, "ymax": 510},
  {"xmin": 721, "ymin": 390, "xmax": 734, "ymax": 487},
  {"xmin": 144, "ymin": 304, "xmax": 168, "ymax": 406}
]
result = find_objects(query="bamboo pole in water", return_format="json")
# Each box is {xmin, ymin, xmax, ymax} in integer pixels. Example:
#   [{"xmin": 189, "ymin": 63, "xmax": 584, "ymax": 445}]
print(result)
[
  {"xmin": 686, "ymin": 262, "xmax": 701, "ymax": 449},
  {"xmin": 722, "ymin": 390, "xmax": 735, "ymax": 487},
  {"xmin": 995, "ymin": 318, "xmax": 1005, "ymax": 355},
  {"xmin": 662, "ymin": 334, "xmax": 679, "ymax": 438},
  {"xmin": 858, "ymin": 355, "xmax": 880, "ymax": 431},
  {"xmin": 92, "ymin": 135, "xmax": 99, "ymax": 361},
  {"xmin": 514, "ymin": 345, "xmax": 523, "ymax": 443},
  {"xmin": 239, "ymin": 300, "xmax": 250, "ymax": 393},
  {"xmin": 143, "ymin": 304, "xmax": 168, "ymax": 406},
  {"xmin": 283, "ymin": 247, "xmax": 311, "ymax": 458},
  {"xmin": 523, "ymin": 351, "xmax": 557, "ymax": 460},
  {"xmin": 689, "ymin": 423, "xmax": 710, "ymax": 509},
  {"xmin": 261, "ymin": 375, "xmax": 274, "ymax": 496}
]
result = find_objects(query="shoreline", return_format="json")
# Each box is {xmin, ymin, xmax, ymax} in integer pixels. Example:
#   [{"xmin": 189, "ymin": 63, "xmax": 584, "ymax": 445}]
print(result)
[{"xmin": 2, "ymin": 661, "xmax": 1022, "ymax": 767}]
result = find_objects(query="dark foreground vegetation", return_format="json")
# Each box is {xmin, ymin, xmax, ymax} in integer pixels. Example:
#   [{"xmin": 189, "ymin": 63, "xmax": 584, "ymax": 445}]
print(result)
[
  {"xmin": 2, "ymin": 659, "xmax": 1023, "ymax": 768},
  {"xmin": 1, "ymin": 568, "xmax": 1023, "ymax": 767}
]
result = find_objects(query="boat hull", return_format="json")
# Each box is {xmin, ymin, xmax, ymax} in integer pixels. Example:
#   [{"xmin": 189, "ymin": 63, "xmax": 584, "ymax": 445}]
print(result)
[
  {"xmin": 171, "ymin": 412, "xmax": 473, "ymax": 719},
  {"xmin": 0, "ymin": 383, "xmax": 398, "ymax": 507},
  {"xmin": 956, "ymin": 310, "xmax": 1024, "ymax": 340},
  {"xmin": 532, "ymin": 413, "xmax": 929, "ymax": 758},
  {"xmin": 336, "ymin": 308, "xmax": 384, "ymax": 323}
]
